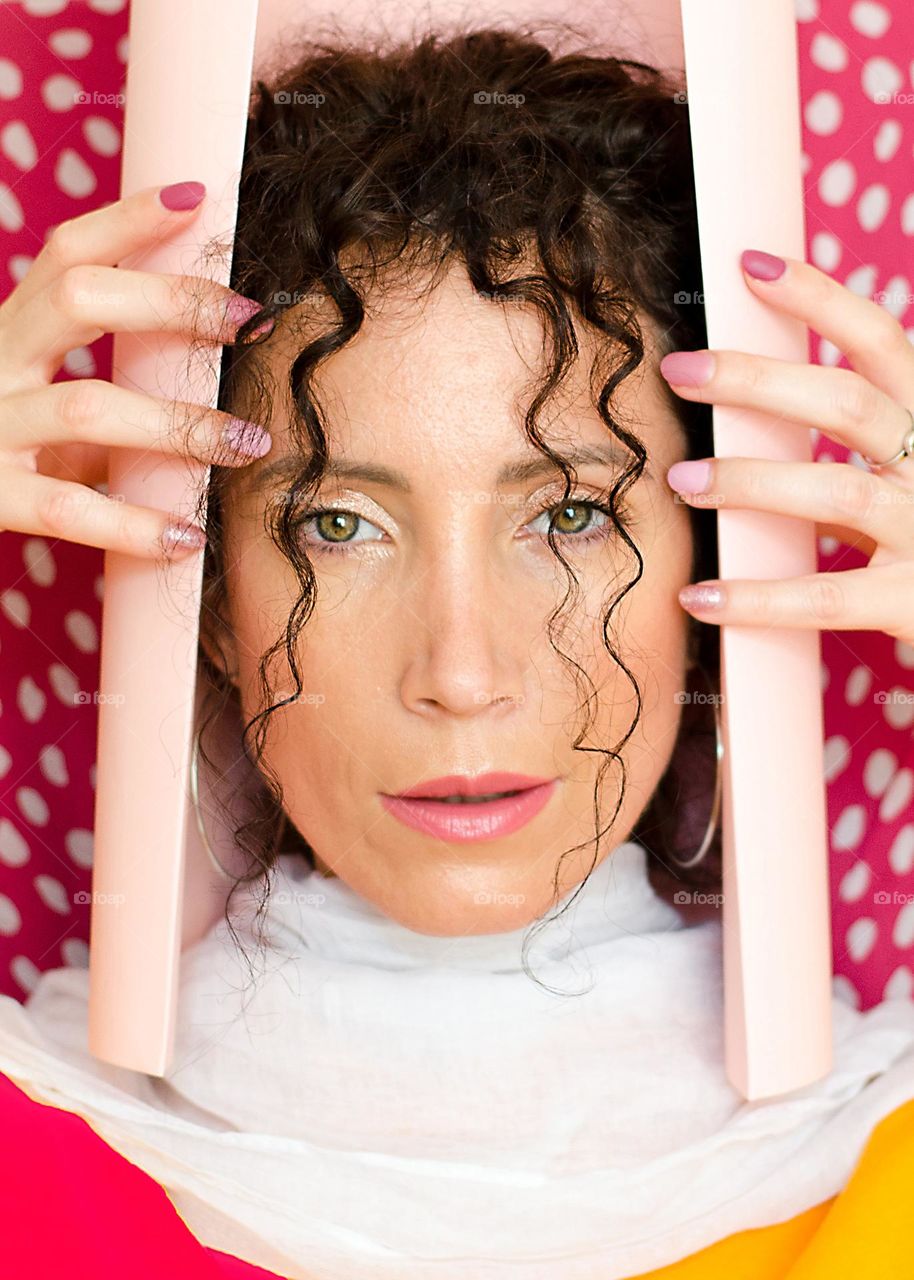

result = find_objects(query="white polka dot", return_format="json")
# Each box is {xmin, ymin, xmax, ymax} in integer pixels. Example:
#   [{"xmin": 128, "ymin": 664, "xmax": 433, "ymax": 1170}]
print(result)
[
  {"xmin": 888, "ymin": 824, "xmax": 914, "ymax": 876},
  {"xmin": 88, "ymin": 0, "xmax": 127, "ymax": 10},
  {"xmin": 839, "ymin": 859, "xmax": 871, "ymax": 903},
  {"xmin": 64, "ymin": 610, "xmax": 98, "ymax": 654},
  {"xmin": 882, "ymin": 688, "xmax": 914, "ymax": 729},
  {"xmin": 862, "ymin": 56, "xmax": 903, "ymax": 104},
  {"xmin": 34, "ymin": 874, "xmax": 71, "ymax": 916},
  {"xmin": 902, "ymin": 193, "xmax": 914, "ymax": 236},
  {"xmin": 116, "ymin": 34, "xmax": 129, "ymax": 63},
  {"xmin": 824, "ymin": 734, "xmax": 852, "ymax": 782},
  {"xmin": 795, "ymin": 0, "xmax": 819, "ymax": 20},
  {"xmin": 61, "ymin": 937, "xmax": 90, "ymax": 968},
  {"xmin": 850, "ymin": 1, "xmax": 892, "ymax": 37},
  {"xmin": 818, "ymin": 534, "xmax": 840, "ymax": 556},
  {"xmin": 833, "ymin": 803, "xmax": 867, "ymax": 852},
  {"xmin": 820, "ymin": 660, "xmax": 830, "ymax": 692},
  {"xmin": 878, "ymin": 275, "xmax": 912, "ymax": 320},
  {"xmin": 832, "ymin": 973, "xmax": 861, "ymax": 1008},
  {"xmin": 863, "ymin": 747, "xmax": 897, "ymax": 796},
  {"xmin": 895, "ymin": 639, "xmax": 914, "ymax": 668},
  {"xmin": 88, "ymin": 762, "xmax": 97, "ymax": 790},
  {"xmin": 857, "ymin": 183, "xmax": 891, "ymax": 232},
  {"xmin": 817, "ymin": 336, "xmax": 842, "ymax": 366},
  {"xmin": 17, "ymin": 676, "xmax": 46, "ymax": 724},
  {"xmin": 0, "ymin": 819, "xmax": 30, "ymax": 868},
  {"xmin": 48, "ymin": 28, "xmax": 94, "ymax": 59},
  {"xmin": 10, "ymin": 955, "xmax": 40, "ymax": 996},
  {"xmin": 48, "ymin": 664, "xmax": 80, "ymax": 708},
  {"xmin": 884, "ymin": 965, "xmax": 913, "ymax": 1000},
  {"xmin": 38, "ymin": 744, "xmax": 69, "ymax": 787},
  {"xmin": 63, "ymin": 345, "xmax": 96, "ymax": 378},
  {"xmin": 8, "ymin": 254, "xmax": 31, "ymax": 283},
  {"xmin": 22, "ymin": 538, "xmax": 56, "ymax": 587},
  {"xmin": 65, "ymin": 828, "xmax": 93, "ymax": 869},
  {"xmin": 805, "ymin": 90, "xmax": 843, "ymax": 135},
  {"xmin": 880, "ymin": 768, "xmax": 914, "ymax": 822},
  {"xmin": 0, "ymin": 894, "xmax": 21, "ymax": 937},
  {"xmin": 0, "ymin": 745, "xmax": 10, "ymax": 779},
  {"xmin": 93, "ymin": 574, "xmax": 105, "ymax": 602},
  {"xmin": 0, "ymin": 58, "xmax": 23, "ymax": 100},
  {"xmin": 55, "ymin": 148, "xmax": 96, "ymax": 199},
  {"xmin": 82, "ymin": 115, "xmax": 120, "ymax": 157},
  {"xmin": 892, "ymin": 899, "xmax": 914, "ymax": 950},
  {"xmin": 845, "ymin": 665, "xmax": 872, "ymax": 706},
  {"xmin": 41, "ymin": 72, "xmax": 83, "ymax": 112},
  {"xmin": 16, "ymin": 787, "xmax": 49, "ymax": 826},
  {"xmin": 811, "ymin": 231, "xmax": 842, "ymax": 272},
  {"xmin": 818, "ymin": 158, "xmax": 857, "ymax": 206},
  {"xmin": 0, "ymin": 588, "xmax": 29, "ymax": 627},
  {"xmin": 0, "ymin": 180, "xmax": 23, "ymax": 234},
  {"xmin": 845, "ymin": 263, "xmax": 879, "ymax": 297},
  {"xmin": 0, "ymin": 120, "xmax": 37, "ymax": 170},
  {"xmin": 874, "ymin": 119, "xmax": 902, "ymax": 161},
  {"xmin": 846, "ymin": 916, "xmax": 878, "ymax": 963},
  {"xmin": 23, "ymin": 0, "xmax": 68, "ymax": 12},
  {"xmin": 810, "ymin": 32, "xmax": 849, "ymax": 73}
]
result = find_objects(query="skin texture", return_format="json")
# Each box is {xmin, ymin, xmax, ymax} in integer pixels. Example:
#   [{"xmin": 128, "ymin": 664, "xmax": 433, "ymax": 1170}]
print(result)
[{"xmin": 204, "ymin": 258, "xmax": 698, "ymax": 937}]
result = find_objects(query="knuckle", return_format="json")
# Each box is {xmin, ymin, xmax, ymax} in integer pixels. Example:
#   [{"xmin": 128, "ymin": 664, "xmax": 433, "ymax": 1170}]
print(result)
[
  {"xmin": 838, "ymin": 372, "xmax": 882, "ymax": 429},
  {"xmin": 36, "ymin": 482, "xmax": 79, "ymax": 536},
  {"xmin": 801, "ymin": 576, "xmax": 845, "ymax": 621},
  {"xmin": 827, "ymin": 465, "xmax": 875, "ymax": 522},
  {"xmin": 55, "ymin": 378, "xmax": 109, "ymax": 435},
  {"xmin": 44, "ymin": 218, "xmax": 83, "ymax": 267},
  {"xmin": 856, "ymin": 309, "xmax": 911, "ymax": 363},
  {"xmin": 50, "ymin": 263, "xmax": 95, "ymax": 316}
]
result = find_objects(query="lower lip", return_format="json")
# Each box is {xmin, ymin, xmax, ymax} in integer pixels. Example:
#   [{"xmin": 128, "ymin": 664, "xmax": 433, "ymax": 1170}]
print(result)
[{"xmin": 379, "ymin": 781, "xmax": 557, "ymax": 843}]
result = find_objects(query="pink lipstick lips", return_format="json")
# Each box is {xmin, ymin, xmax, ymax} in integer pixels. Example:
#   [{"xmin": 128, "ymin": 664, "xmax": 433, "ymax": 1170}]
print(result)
[{"xmin": 379, "ymin": 772, "xmax": 558, "ymax": 842}]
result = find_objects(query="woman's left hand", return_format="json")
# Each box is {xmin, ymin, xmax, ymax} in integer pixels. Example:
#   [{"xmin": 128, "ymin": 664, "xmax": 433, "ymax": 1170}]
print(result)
[{"xmin": 660, "ymin": 248, "xmax": 914, "ymax": 648}]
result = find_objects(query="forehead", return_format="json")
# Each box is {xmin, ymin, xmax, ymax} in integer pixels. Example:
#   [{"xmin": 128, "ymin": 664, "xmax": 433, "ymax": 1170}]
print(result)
[{"xmin": 231, "ymin": 256, "xmax": 686, "ymax": 484}]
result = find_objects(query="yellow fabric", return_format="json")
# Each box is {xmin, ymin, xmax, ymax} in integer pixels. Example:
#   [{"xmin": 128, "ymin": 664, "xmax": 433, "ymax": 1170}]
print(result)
[{"xmin": 628, "ymin": 1095, "xmax": 914, "ymax": 1278}]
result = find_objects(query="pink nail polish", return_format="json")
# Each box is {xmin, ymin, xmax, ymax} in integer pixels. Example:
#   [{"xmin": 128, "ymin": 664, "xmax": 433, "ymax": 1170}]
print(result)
[
  {"xmin": 741, "ymin": 249, "xmax": 786, "ymax": 281},
  {"xmin": 159, "ymin": 181, "xmax": 206, "ymax": 211},
  {"xmin": 161, "ymin": 521, "xmax": 207, "ymax": 555},
  {"xmin": 659, "ymin": 350, "xmax": 716, "ymax": 387}
]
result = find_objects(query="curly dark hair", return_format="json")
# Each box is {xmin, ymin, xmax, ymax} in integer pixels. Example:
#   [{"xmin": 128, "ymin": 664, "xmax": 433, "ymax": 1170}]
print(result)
[{"xmin": 188, "ymin": 21, "xmax": 723, "ymax": 983}]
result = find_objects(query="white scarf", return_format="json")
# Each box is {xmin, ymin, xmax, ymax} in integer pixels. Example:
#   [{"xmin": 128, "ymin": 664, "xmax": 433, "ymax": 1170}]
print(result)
[{"xmin": 2, "ymin": 838, "xmax": 914, "ymax": 1279}]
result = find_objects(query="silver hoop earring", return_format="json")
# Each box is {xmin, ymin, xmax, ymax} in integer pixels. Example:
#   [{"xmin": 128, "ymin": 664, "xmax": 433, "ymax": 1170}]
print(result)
[
  {"xmin": 668, "ymin": 674, "xmax": 724, "ymax": 869},
  {"xmin": 189, "ymin": 731, "xmax": 236, "ymax": 880}
]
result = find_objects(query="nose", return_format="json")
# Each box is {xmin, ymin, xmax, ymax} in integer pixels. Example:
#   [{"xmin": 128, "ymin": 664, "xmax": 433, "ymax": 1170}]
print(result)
[{"xmin": 398, "ymin": 548, "xmax": 527, "ymax": 717}]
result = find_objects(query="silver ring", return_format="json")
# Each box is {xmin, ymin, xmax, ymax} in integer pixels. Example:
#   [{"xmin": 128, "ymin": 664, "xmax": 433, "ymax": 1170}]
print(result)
[{"xmin": 861, "ymin": 408, "xmax": 914, "ymax": 472}]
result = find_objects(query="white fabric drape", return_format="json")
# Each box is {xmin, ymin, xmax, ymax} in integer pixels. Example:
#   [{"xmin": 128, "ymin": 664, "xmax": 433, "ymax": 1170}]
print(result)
[{"xmin": 1, "ymin": 839, "xmax": 914, "ymax": 1279}]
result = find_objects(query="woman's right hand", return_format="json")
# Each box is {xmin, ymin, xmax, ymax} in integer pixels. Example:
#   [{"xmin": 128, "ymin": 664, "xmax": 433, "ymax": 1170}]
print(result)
[{"xmin": 0, "ymin": 179, "xmax": 275, "ymax": 558}]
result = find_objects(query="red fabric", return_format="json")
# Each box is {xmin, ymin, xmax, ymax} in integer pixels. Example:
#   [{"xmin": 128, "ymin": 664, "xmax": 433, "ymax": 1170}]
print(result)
[{"xmin": 0, "ymin": 1072, "xmax": 288, "ymax": 1280}]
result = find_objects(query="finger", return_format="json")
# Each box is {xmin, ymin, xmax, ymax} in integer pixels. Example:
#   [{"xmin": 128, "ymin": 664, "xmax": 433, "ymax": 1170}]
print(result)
[
  {"xmin": 0, "ymin": 379, "xmax": 272, "ymax": 468},
  {"xmin": 676, "ymin": 565, "xmax": 913, "ymax": 641},
  {"xmin": 666, "ymin": 456, "xmax": 913, "ymax": 554},
  {"xmin": 659, "ymin": 347, "xmax": 914, "ymax": 477},
  {"xmin": 0, "ymin": 468, "xmax": 208, "ymax": 560},
  {"xmin": 1, "ymin": 266, "xmax": 273, "ymax": 388},
  {"xmin": 738, "ymin": 249, "xmax": 914, "ymax": 406},
  {"xmin": 1, "ymin": 181, "xmax": 209, "ymax": 320}
]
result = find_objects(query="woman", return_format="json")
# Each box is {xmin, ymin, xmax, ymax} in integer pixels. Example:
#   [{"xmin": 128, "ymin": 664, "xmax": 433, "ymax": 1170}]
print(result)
[{"xmin": 1, "ymin": 25, "xmax": 914, "ymax": 1280}]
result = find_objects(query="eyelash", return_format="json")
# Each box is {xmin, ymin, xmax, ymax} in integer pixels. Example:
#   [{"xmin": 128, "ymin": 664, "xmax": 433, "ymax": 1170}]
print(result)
[{"xmin": 292, "ymin": 494, "xmax": 628, "ymax": 557}]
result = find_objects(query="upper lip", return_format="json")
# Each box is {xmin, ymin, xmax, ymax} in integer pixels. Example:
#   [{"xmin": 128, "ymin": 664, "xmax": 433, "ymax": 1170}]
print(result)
[{"xmin": 392, "ymin": 772, "xmax": 554, "ymax": 799}]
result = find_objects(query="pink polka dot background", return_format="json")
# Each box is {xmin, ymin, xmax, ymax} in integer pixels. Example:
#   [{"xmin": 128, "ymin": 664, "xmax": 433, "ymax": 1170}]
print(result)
[{"xmin": 1, "ymin": 0, "xmax": 913, "ymax": 1012}]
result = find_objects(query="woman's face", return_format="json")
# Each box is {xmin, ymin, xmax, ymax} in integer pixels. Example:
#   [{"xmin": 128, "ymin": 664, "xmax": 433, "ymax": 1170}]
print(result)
[{"xmin": 213, "ymin": 259, "xmax": 697, "ymax": 935}]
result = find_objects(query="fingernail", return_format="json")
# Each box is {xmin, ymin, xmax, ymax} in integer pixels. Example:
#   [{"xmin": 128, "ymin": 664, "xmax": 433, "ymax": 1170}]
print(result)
[
  {"xmin": 660, "ymin": 350, "xmax": 716, "ymax": 387},
  {"xmin": 667, "ymin": 459, "xmax": 712, "ymax": 494},
  {"xmin": 221, "ymin": 417, "xmax": 272, "ymax": 459},
  {"xmin": 161, "ymin": 520, "xmax": 207, "ymax": 555},
  {"xmin": 679, "ymin": 583, "xmax": 725, "ymax": 611},
  {"xmin": 159, "ymin": 181, "xmax": 206, "ymax": 211},
  {"xmin": 741, "ymin": 249, "xmax": 786, "ymax": 281}
]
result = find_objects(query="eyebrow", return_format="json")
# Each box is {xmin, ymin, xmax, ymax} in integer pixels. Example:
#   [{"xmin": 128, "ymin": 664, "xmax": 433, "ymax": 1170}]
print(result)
[{"xmin": 251, "ymin": 440, "xmax": 638, "ymax": 496}]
